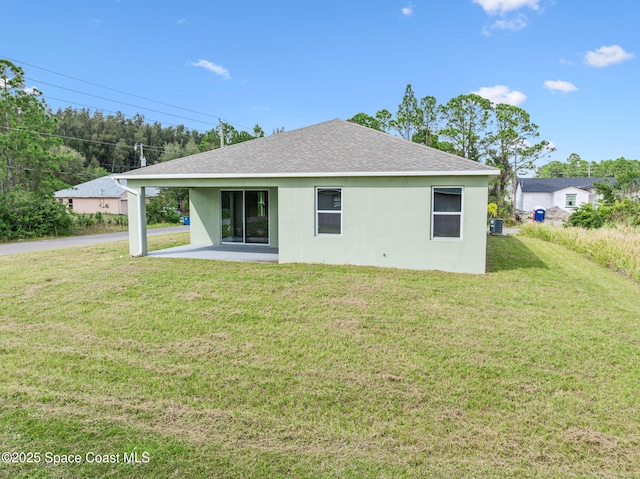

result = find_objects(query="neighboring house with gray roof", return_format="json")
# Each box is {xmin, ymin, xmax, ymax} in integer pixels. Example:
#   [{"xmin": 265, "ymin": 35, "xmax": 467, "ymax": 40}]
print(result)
[
  {"xmin": 516, "ymin": 177, "xmax": 609, "ymax": 213},
  {"xmin": 54, "ymin": 175, "xmax": 159, "ymax": 215},
  {"xmin": 114, "ymin": 119, "xmax": 499, "ymax": 273}
]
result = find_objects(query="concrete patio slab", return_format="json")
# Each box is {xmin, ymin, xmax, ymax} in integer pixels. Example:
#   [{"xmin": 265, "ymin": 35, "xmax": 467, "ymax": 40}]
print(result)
[{"xmin": 147, "ymin": 244, "xmax": 279, "ymax": 263}]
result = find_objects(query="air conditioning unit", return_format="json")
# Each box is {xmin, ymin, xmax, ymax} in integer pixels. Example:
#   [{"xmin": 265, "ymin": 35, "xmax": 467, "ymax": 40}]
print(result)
[{"xmin": 489, "ymin": 218, "xmax": 503, "ymax": 235}]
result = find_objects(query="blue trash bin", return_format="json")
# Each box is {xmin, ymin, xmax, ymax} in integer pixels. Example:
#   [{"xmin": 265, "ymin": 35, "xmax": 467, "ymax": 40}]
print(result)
[
  {"xmin": 183, "ymin": 216, "xmax": 190, "ymax": 226},
  {"xmin": 534, "ymin": 208, "xmax": 545, "ymax": 222}
]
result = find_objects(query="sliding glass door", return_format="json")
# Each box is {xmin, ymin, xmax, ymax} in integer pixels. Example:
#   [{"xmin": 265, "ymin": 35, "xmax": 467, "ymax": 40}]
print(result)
[{"xmin": 221, "ymin": 190, "xmax": 269, "ymax": 244}]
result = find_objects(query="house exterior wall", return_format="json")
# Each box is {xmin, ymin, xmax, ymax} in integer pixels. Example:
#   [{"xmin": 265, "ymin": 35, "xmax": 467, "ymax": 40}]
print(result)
[
  {"xmin": 57, "ymin": 196, "xmax": 127, "ymax": 215},
  {"xmin": 188, "ymin": 186, "xmax": 279, "ymax": 247},
  {"xmin": 189, "ymin": 188, "xmax": 220, "ymax": 245},
  {"xmin": 519, "ymin": 191, "xmax": 553, "ymax": 212},
  {"xmin": 278, "ymin": 175, "xmax": 489, "ymax": 274},
  {"xmin": 518, "ymin": 187, "xmax": 597, "ymax": 213},
  {"xmin": 128, "ymin": 175, "xmax": 491, "ymax": 274},
  {"xmin": 552, "ymin": 187, "xmax": 593, "ymax": 212}
]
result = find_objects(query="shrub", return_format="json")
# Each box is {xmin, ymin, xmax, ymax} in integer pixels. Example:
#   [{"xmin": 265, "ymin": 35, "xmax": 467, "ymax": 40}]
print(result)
[
  {"xmin": 145, "ymin": 199, "xmax": 181, "ymax": 224},
  {"xmin": 565, "ymin": 203, "xmax": 605, "ymax": 229},
  {"xmin": 566, "ymin": 200, "xmax": 640, "ymax": 229},
  {"xmin": 0, "ymin": 191, "xmax": 73, "ymax": 239}
]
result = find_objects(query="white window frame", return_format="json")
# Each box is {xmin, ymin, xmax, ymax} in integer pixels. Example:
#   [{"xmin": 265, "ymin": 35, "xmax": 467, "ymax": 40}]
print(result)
[
  {"xmin": 431, "ymin": 186, "xmax": 463, "ymax": 240},
  {"xmin": 315, "ymin": 187, "xmax": 342, "ymax": 236},
  {"xmin": 566, "ymin": 194, "xmax": 577, "ymax": 208}
]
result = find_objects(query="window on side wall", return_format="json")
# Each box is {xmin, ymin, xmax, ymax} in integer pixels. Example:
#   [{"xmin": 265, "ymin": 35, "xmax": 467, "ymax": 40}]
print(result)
[
  {"xmin": 566, "ymin": 194, "xmax": 577, "ymax": 208},
  {"xmin": 316, "ymin": 187, "xmax": 342, "ymax": 235},
  {"xmin": 432, "ymin": 187, "xmax": 462, "ymax": 239}
]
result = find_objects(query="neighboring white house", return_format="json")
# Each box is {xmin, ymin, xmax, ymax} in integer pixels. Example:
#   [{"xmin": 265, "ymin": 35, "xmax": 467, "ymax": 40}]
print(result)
[
  {"xmin": 515, "ymin": 177, "xmax": 610, "ymax": 213},
  {"xmin": 114, "ymin": 119, "xmax": 499, "ymax": 274},
  {"xmin": 54, "ymin": 175, "xmax": 160, "ymax": 215}
]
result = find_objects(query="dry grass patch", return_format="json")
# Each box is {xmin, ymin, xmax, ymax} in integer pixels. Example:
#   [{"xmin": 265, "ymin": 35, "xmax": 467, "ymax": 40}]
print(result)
[{"xmin": 520, "ymin": 223, "xmax": 640, "ymax": 281}]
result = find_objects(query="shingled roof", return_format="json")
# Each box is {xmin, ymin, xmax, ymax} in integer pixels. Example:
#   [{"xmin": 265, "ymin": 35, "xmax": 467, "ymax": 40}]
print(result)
[
  {"xmin": 54, "ymin": 175, "xmax": 160, "ymax": 198},
  {"xmin": 518, "ymin": 177, "xmax": 612, "ymax": 193},
  {"xmin": 116, "ymin": 119, "xmax": 498, "ymax": 179}
]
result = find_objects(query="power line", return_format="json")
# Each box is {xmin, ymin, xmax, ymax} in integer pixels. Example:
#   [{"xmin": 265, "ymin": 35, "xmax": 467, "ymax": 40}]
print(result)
[
  {"xmin": 26, "ymin": 77, "xmax": 219, "ymax": 128},
  {"xmin": 6, "ymin": 164, "xmax": 111, "ymax": 179},
  {"xmin": 6, "ymin": 126, "xmax": 166, "ymax": 152},
  {"xmin": 3, "ymin": 55, "xmax": 222, "ymax": 121},
  {"xmin": 46, "ymin": 96, "xmax": 209, "ymax": 134},
  {"xmin": 3, "ymin": 55, "xmax": 256, "ymax": 131}
]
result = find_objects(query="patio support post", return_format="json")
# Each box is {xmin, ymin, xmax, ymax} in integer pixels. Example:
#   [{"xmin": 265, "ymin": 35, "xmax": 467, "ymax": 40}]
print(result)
[{"xmin": 114, "ymin": 179, "xmax": 147, "ymax": 257}]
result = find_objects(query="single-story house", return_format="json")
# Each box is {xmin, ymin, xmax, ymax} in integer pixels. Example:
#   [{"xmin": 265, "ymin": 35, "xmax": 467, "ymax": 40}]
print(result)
[
  {"xmin": 515, "ymin": 177, "xmax": 610, "ymax": 213},
  {"xmin": 54, "ymin": 175, "xmax": 159, "ymax": 215},
  {"xmin": 114, "ymin": 119, "xmax": 499, "ymax": 274}
]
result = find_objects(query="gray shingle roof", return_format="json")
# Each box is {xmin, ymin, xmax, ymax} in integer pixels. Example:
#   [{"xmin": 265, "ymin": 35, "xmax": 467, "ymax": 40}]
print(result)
[
  {"xmin": 116, "ymin": 119, "xmax": 499, "ymax": 179},
  {"xmin": 54, "ymin": 175, "xmax": 160, "ymax": 198},
  {"xmin": 519, "ymin": 177, "xmax": 611, "ymax": 193}
]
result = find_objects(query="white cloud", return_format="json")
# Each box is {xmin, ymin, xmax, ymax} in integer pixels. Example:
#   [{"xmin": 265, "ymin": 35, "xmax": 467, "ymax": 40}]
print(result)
[
  {"xmin": 584, "ymin": 45, "xmax": 634, "ymax": 68},
  {"xmin": 402, "ymin": 5, "xmax": 414, "ymax": 17},
  {"xmin": 543, "ymin": 80, "xmax": 578, "ymax": 93},
  {"xmin": 190, "ymin": 59, "xmax": 231, "ymax": 80},
  {"xmin": 473, "ymin": 0, "xmax": 540, "ymax": 15},
  {"xmin": 489, "ymin": 15, "xmax": 527, "ymax": 31},
  {"xmin": 177, "ymin": 18, "xmax": 187, "ymax": 25},
  {"xmin": 473, "ymin": 85, "xmax": 526, "ymax": 105}
]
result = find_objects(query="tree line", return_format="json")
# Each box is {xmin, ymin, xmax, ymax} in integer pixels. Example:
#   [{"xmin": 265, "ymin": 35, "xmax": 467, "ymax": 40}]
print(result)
[
  {"xmin": 347, "ymin": 84, "xmax": 554, "ymax": 216},
  {"xmin": 2, "ymin": 56, "xmax": 638, "ymax": 237},
  {"xmin": 536, "ymin": 152, "xmax": 640, "ymax": 180},
  {"xmin": 0, "ymin": 59, "xmax": 266, "ymax": 197},
  {"xmin": 0, "ymin": 59, "xmax": 265, "ymax": 238},
  {"xmin": 54, "ymin": 108, "xmax": 268, "ymax": 177}
]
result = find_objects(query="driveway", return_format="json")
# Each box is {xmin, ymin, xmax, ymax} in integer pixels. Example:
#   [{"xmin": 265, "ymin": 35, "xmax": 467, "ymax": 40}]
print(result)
[{"xmin": 0, "ymin": 226, "xmax": 189, "ymax": 256}]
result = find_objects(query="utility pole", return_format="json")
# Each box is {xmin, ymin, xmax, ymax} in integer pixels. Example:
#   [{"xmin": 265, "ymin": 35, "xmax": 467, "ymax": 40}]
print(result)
[
  {"xmin": 219, "ymin": 120, "xmax": 224, "ymax": 148},
  {"xmin": 134, "ymin": 143, "xmax": 147, "ymax": 167}
]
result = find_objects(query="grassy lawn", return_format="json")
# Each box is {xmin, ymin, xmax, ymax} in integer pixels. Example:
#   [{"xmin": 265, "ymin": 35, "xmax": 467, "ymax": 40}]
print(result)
[{"xmin": 1, "ymin": 234, "xmax": 639, "ymax": 478}]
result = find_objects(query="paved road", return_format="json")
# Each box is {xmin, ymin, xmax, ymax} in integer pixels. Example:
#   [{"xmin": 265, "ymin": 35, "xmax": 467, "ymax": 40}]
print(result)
[{"xmin": 0, "ymin": 226, "xmax": 189, "ymax": 256}]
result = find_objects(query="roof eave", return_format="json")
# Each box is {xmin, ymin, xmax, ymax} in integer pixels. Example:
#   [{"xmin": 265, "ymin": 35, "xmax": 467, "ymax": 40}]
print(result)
[{"xmin": 114, "ymin": 169, "xmax": 500, "ymax": 181}]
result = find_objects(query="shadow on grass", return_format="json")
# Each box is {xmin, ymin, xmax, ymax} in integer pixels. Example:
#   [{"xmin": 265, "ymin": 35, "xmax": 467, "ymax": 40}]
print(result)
[{"xmin": 487, "ymin": 234, "xmax": 549, "ymax": 273}]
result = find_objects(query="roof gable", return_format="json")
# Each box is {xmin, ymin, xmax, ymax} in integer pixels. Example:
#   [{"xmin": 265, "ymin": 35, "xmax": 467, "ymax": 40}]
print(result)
[{"xmin": 117, "ymin": 119, "xmax": 498, "ymax": 179}]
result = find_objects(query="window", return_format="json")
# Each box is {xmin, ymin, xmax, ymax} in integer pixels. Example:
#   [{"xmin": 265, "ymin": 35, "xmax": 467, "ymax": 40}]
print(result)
[
  {"xmin": 67, "ymin": 198, "xmax": 73, "ymax": 210},
  {"xmin": 316, "ymin": 188, "xmax": 342, "ymax": 235},
  {"xmin": 566, "ymin": 194, "xmax": 577, "ymax": 208},
  {"xmin": 432, "ymin": 187, "xmax": 462, "ymax": 239},
  {"xmin": 221, "ymin": 190, "xmax": 270, "ymax": 244}
]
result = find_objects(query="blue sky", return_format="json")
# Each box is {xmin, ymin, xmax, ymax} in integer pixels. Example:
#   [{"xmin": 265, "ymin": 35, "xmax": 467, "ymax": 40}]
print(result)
[{"xmin": 2, "ymin": 0, "xmax": 638, "ymax": 169}]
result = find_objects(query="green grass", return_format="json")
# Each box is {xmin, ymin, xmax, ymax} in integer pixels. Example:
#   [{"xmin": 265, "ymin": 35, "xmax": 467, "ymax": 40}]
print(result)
[{"xmin": 1, "ymin": 234, "xmax": 639, "ymax": 478}]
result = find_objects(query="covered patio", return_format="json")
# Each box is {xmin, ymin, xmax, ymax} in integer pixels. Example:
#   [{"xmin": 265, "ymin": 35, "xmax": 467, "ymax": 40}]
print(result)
[{"xmin": 147, "ymin": 243, "xmax": 279, "ymax": 263}]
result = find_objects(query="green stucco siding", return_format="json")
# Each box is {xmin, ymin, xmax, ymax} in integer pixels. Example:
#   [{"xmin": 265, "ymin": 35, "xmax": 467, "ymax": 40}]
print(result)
[
  {"xmin": 127, "ymin": 175, "xmax": 490, "ymax": 273},
  {"xmin": 189, "ymin": 188, "xmax": 220, "ymax": 245},
  {"xmin": 278, "ymin": 176, "xmax": 489, "ymax": 273}
]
